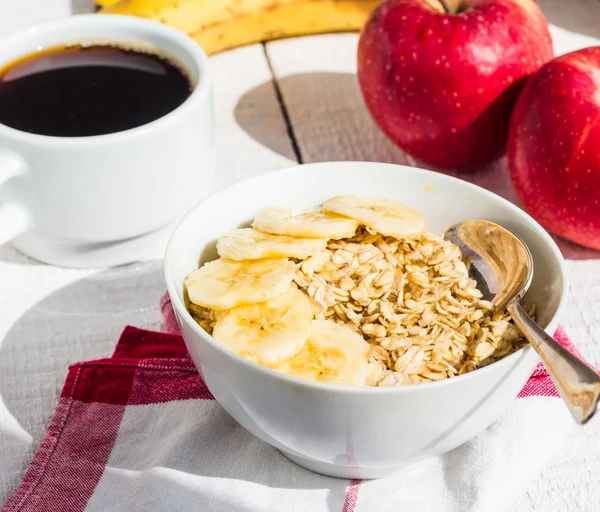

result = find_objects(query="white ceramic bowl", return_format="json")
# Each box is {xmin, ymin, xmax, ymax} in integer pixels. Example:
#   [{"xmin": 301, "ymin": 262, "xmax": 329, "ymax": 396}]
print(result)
[{"xmin": 164, "ymin": 162, "xmax": 567, "ymax": 479}]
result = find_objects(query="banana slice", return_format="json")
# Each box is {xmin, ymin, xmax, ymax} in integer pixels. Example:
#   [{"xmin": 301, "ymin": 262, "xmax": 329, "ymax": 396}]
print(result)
[
  {"xmin": 217, "ymin": 227, "xmax": 327, "ymax": 260},
  {"xmin": 323, "ymin": 195, "xmax": 425, "ymax": 238},
  {"xmin": 212, "ymin": 289, "xmax": 313, "ymax": 365},
  {"xmin": 275, "ymin": 319, "xmax": 369, "ymax": 386},
  {"xmin": 252, "ymin": 207, "xmax": 358, "ymax": 240},
  {"xmin": 185, "ymin": 257, "xmax": 295, "ymax": 310}
]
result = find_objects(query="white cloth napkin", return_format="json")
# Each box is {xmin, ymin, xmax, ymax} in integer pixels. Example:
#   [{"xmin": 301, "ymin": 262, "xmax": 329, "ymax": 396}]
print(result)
[{"xmin": 1, "ymin": 305, "xmax": 578, "ymax": 512}]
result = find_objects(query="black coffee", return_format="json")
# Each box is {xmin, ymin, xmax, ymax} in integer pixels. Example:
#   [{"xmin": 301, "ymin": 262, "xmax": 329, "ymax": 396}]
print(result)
[{"xmin": 0, "ymin": 44, "xmax": 193, "ymax": 137}]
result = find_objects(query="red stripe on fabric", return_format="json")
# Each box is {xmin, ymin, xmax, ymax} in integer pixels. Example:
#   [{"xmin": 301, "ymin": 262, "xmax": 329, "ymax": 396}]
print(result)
[
  {"xmin": 517, "ymin": 327, "xmax": 599, "ymax": 398},
  {"xmin": 160, "ymin": 293, "xmax": 181, "ymax": 335},
  {"xmin": 62, "ymin": 363, "xmax": 137, "ymax": 405},
  {"xmin": 61, "ymin": 362, "xmax": 83, "ymax": 399},
  {"xmin": 518, "ymin": 374, "xmax": 559, "ymax": 398},
  {"xmin": 1, "ymin": 371, "xmax": 124, "ymax": 512},
  {"xmin": 112, "ymin": 325, "xmax": 189, "ymax": 360},
  {"xmin": 342, "ymin": 479, "xmax": 362, "ymax": 512},
  {"xmin": 529, "ymin": 362, "xmax": 549, "ymax": 379},
  {"xmin": 60, "ymin": 359, "xmax": 206, "ymax": 404},
  {"xmin": 554, "ymin": 326, "xmax": 582, "ymax": 358},
  {"xmin": 128, "ymin": 366, "xmax": 214, "ymax": 404}
]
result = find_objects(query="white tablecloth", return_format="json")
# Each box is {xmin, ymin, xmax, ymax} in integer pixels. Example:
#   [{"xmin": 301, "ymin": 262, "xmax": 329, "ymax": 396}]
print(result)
[{"xmin": 0, "ymin": 1, "xmax": 599, "ymax": 510}]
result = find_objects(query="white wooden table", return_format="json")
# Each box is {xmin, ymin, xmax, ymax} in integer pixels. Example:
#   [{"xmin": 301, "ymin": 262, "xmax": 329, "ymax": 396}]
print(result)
[{"xmin": 1, "ymin": 1, "xmax": 599, "ymax": 510}]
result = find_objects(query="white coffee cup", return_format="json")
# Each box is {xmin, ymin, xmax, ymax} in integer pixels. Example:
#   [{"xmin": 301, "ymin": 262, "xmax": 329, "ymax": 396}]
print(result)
[{"xmin": 0, "ymin": 14, "xmax": 215, "ymax": 267}]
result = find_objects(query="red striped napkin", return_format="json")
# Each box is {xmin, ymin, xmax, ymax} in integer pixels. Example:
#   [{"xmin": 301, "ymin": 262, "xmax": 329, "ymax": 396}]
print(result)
[{"xmin": 0, "ymin": 294, "xmax": 587, "ymax": 512}]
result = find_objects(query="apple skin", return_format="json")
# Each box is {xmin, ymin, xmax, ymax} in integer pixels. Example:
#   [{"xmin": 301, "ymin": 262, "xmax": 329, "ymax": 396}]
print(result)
[
  {"xmin": 508, "ymin": 47, "xmax": 600, "ymax": 251},
  {"xmin": 357, "ymin": 0, "xmax": 553, "ymax": 171}
]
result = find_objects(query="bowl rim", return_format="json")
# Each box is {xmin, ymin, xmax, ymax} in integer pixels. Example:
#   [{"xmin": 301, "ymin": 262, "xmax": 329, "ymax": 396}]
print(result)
[{"xmin": 164, "ymin": 161, "xmax": 568, "ymax": 395}]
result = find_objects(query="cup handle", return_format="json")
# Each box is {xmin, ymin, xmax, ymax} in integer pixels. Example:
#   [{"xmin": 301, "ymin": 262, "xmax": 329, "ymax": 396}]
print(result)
[{"xmin": 0, "ymin": 148, "xmax": 32, "ymax": 245}]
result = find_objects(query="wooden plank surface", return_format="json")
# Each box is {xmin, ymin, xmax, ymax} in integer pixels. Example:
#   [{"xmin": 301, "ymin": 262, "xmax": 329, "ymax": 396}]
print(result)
[
  {"xmin": 209, "ymin": 44, "xmax": 296, "ymax": 190},
  {"xmin": 266, "ymin": 34, "xmax": 415, "ymax": 165}
]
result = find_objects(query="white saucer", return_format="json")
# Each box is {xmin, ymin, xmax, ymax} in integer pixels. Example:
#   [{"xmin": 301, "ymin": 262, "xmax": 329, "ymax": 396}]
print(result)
[{"xmin": 11, "ymin": 222, "xmax": 175, "ymax": 268}]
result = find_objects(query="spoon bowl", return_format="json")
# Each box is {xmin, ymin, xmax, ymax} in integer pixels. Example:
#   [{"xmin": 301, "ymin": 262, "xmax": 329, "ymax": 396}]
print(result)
[{"xmin": 446, "ymin": 219, "xmax": 600, "ymax": 424}]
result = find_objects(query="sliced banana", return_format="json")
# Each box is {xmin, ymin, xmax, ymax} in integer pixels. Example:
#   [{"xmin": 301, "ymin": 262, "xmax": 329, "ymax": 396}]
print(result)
[
  {"xmin": 212, "ymin": 289, "xmax": 313, "ymax": 366},
  {"xmin": 252, "ymin": 206, "xmax": 358, "ymax": 240},
  {"xmin": 185, "ymin": 257, "xmax": 295, "ymax": 310},
  {"xmin": 323, "ymin": 195, "xmax": 425, "ymax": 238},
  {"xmin": 274, "ymin": 319, "xmax": 369, "ymax": 386},
  {"xmin": 216, "ymin": 227, "xmax": 327, "ymax": 261}
]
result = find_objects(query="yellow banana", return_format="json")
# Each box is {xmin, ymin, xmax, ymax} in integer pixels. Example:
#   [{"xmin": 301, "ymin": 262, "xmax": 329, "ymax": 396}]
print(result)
[
  {"xmin": 98, "ymin": 0, "xmax": 382, "ymax": 55},
  {"xmin": 96, "ymin": 0, "xmax": 120, "ymax": 7}
]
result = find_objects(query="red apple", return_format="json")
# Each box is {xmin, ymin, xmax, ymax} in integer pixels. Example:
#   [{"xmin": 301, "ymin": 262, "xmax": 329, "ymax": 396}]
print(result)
[
  {"xmin": 508, "ymin": 47, "xmax": 600, "ymax": 251},
  {"xmin": 357, "ymin": 0, "xmax": 553, "ymax": 171}
]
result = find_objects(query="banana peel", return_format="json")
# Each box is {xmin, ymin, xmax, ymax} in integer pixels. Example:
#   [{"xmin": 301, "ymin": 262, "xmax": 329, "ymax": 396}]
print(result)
[{"xmin": 97, "ymin": 0, "xmax": 382, "ymax": 55}]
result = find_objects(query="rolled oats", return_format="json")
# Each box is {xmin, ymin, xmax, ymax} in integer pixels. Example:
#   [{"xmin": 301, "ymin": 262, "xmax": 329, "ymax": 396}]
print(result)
[{"xmin": 293, "ymin": 227, "xmax": 530, "ymax": 386}]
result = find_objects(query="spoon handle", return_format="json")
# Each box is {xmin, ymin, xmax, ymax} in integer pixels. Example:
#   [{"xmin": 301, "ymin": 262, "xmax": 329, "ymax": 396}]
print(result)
[{"xmin": 507, "ymin": 300, "xmax": 600, "ymax": 424}]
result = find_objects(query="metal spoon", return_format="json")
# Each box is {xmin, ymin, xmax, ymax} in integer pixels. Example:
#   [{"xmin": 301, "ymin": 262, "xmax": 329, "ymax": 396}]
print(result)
[{"xmin": 445, "ymin": 219, "xmax": 600, "ymax": 424}]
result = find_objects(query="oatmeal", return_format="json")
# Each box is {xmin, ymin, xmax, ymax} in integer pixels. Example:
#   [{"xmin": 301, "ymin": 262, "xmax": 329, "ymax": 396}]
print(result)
[
  {"xmin": 292, "ymin": 227, "xmax": 530, "ymax": 386},
  {"xmin": 185, "ymin": 195, "xmax": 530, "ymax": 387}
]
